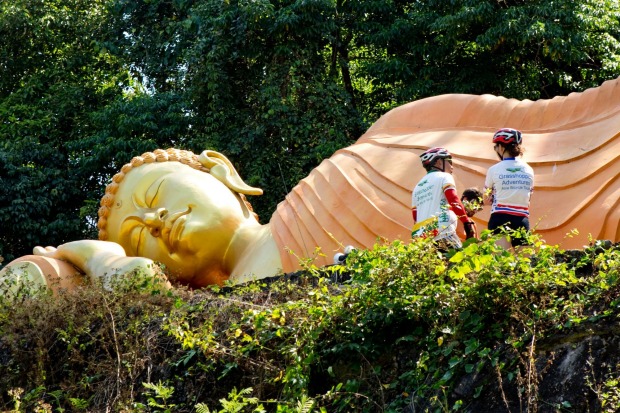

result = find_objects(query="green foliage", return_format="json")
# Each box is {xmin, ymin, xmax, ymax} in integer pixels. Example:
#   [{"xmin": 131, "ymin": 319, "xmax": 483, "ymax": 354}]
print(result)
[
  {"xmin": 0, "ymin": 0, "xmax": 129, "ymax": 261},
  {"xmin": 600, "ymin": 373, "xmax": 620, "ymax": 413},
  {"xmin": 182, "ymin": 0, "xmax": 365, "ymax": 216},
  {"xmin": 142, "ymin": 381, "xmax": 177, "ymax": 413},
  {"xmin": 1, "ymin": 236, "xmax": 619, "ymax": 411},
  {"xmin": 350, "ymin": 0, "xmax": 620, "ymax": 113},
  {"xmin": 195, "ymin": 387, "xmax": 265, "ymax": 413}
]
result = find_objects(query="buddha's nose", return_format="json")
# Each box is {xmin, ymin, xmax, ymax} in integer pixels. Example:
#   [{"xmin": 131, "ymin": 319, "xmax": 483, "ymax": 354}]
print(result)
[{"xmin": 144, "ymin": 208, "xmax": 168, "ymax": 237}]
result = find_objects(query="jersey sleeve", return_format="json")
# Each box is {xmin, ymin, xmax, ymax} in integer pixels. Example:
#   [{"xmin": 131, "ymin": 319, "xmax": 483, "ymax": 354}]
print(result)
[
  {"xmin": 483, "ymin": 168, "xmax": 495, "ymax": 203},
  {"xmin": 442, "ymin": 173, "xmax": 456, "ymax": 192},
  {"xmin": 484, "ymin": 167, "xmax": 494, "ymax": 190}
]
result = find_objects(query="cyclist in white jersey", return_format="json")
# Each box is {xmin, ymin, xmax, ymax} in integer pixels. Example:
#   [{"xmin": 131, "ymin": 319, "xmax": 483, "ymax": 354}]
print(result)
[
  {"xmin": 411, "ymin": 147, "xmax": 476, "ymax": 250},
  {"xmin": 484, "ymin": 128, "xmax": 534, "ymax": 248}
]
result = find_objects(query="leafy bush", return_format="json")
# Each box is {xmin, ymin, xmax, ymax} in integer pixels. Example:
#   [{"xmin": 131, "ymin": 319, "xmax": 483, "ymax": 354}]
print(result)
[{"xmin": 0, "ymin": 235, "xmax": 619, "ymax": 412}]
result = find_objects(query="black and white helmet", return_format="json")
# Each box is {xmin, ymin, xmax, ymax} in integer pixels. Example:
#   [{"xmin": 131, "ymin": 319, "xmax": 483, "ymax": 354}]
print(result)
[{"xmin": 420, "ymin": 147, "xmax": 452, "ymax": 169}]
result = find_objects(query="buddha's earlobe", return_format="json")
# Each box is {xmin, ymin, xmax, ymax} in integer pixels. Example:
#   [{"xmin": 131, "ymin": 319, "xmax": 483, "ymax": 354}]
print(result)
[{"xmin": 198, "ymin": 150, "xmax": 263, "ymax": 196}]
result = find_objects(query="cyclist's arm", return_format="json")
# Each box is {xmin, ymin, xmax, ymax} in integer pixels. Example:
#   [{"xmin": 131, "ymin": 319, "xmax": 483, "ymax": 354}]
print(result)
[{"xmin": 444, "ymin": 188, "xmax": 471, "ymax": 224}]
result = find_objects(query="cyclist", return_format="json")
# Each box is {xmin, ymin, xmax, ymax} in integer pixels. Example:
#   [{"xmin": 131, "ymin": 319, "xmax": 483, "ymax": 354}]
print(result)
[
  {"xmin": 411, "ymin": 147, "xmax": 476, "ymax": 250},
  {"xmin": 484, "ymin": 128, "xmax": 535, "ymax": 249}
]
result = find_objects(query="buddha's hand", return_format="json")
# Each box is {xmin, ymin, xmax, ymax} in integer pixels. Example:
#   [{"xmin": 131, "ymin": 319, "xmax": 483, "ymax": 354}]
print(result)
[{"xmin": 34, "ymin": 240, "xmax": 171, "ymax": 291}]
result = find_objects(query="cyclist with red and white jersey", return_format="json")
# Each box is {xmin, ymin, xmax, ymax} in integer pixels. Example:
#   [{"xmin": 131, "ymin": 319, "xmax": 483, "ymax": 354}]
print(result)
[
  {"xmin": 484, "ymin": 128, "xmax": 534, "ymax": 248},
  {"xmin": 411, "ymin": 147, "xmax": 476, "ymax": 250}
]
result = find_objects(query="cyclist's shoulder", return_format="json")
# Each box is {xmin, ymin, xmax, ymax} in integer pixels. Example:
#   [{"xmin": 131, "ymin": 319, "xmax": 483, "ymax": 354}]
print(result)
[{"xmin": 512, "ymin": 159, "xmax": 534, "ymax": 174}]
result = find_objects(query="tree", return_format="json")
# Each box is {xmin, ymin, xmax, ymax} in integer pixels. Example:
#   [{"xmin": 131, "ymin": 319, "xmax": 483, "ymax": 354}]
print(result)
[
  {"xmin": 0, "ymin": 0, "xmax": 130, "ymax": 261},
  {"xmin": 347, "ymin": 0, "xmax": 620, "ymax": 117},
  {"xmin": 1, "ymin": 0, "xmax": 620, "ymax": 263},
  {"xmin": 111, "ymin": 0, "xmax": 365, "ymax": 218}
]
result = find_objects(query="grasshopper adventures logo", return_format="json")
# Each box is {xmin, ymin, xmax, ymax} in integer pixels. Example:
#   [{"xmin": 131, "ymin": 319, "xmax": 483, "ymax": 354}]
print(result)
[
  {"xmin": 506, "ymin": 167, "xmax": 523, "ymax": 173},
  {"xmin": 417, "ymin": 179, "xmax": 430, "ymax": 187}
]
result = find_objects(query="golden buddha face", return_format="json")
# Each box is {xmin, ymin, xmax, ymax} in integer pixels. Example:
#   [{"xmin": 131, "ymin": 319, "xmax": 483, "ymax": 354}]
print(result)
[{"xmin": 105, "ymin": 161, "xmax": 258, "ymax": 283}]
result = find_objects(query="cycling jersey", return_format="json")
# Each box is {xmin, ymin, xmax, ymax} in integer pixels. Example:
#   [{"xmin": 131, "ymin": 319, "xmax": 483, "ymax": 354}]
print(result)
[
  {"xmin": 411, "ymin": 171, "xmax": 461, "ymax": 247},
  {"xmin": 484, "ymin": 158, "xmax": 534, "ymax": 216}
]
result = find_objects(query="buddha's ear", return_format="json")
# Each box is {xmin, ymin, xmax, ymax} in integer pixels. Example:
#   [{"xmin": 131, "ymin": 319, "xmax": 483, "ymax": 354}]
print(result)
[{"xmin": 198, "ymin": 150, "xmax": 263, "ymax": 196}]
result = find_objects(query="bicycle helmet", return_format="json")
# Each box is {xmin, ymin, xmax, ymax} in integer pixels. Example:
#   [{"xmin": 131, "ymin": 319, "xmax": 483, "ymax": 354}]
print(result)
[
  {"xmin": 493, "ymin": 128, "xmax": 522, "ymax": 145},
  {"xmin": 420, "ymin": 147, "xmax": 452, "ymax": 169}
]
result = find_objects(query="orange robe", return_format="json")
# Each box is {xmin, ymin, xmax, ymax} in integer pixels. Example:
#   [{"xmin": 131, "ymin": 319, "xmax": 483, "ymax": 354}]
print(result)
[{"xmin": 271, "ymin": 78, "xmax": 620, "ymax": 271}]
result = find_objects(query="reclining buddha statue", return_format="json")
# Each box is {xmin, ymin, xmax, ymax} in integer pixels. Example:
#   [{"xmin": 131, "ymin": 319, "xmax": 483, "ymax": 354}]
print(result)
[{"xmin": 2, "ymin": 77, "xmax": 619, "ymax": 295}]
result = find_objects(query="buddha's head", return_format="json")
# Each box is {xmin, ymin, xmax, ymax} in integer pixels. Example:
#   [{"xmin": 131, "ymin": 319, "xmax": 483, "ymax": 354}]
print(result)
[{"xmin": 97, "ymin": 148, "xmax": 263, "ymax": 285}]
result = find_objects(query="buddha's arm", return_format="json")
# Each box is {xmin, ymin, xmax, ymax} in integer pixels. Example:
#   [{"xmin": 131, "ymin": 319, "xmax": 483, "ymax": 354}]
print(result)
[{"xmin": 34, "ymin": 240, "xmax": 170, "ymax": 290}]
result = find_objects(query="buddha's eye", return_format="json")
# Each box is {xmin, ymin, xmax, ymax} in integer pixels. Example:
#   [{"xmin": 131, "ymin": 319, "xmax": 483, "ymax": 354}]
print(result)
[{"xmin": 145, "ymin": 178, "xmax": 165, "ymax": 207}]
